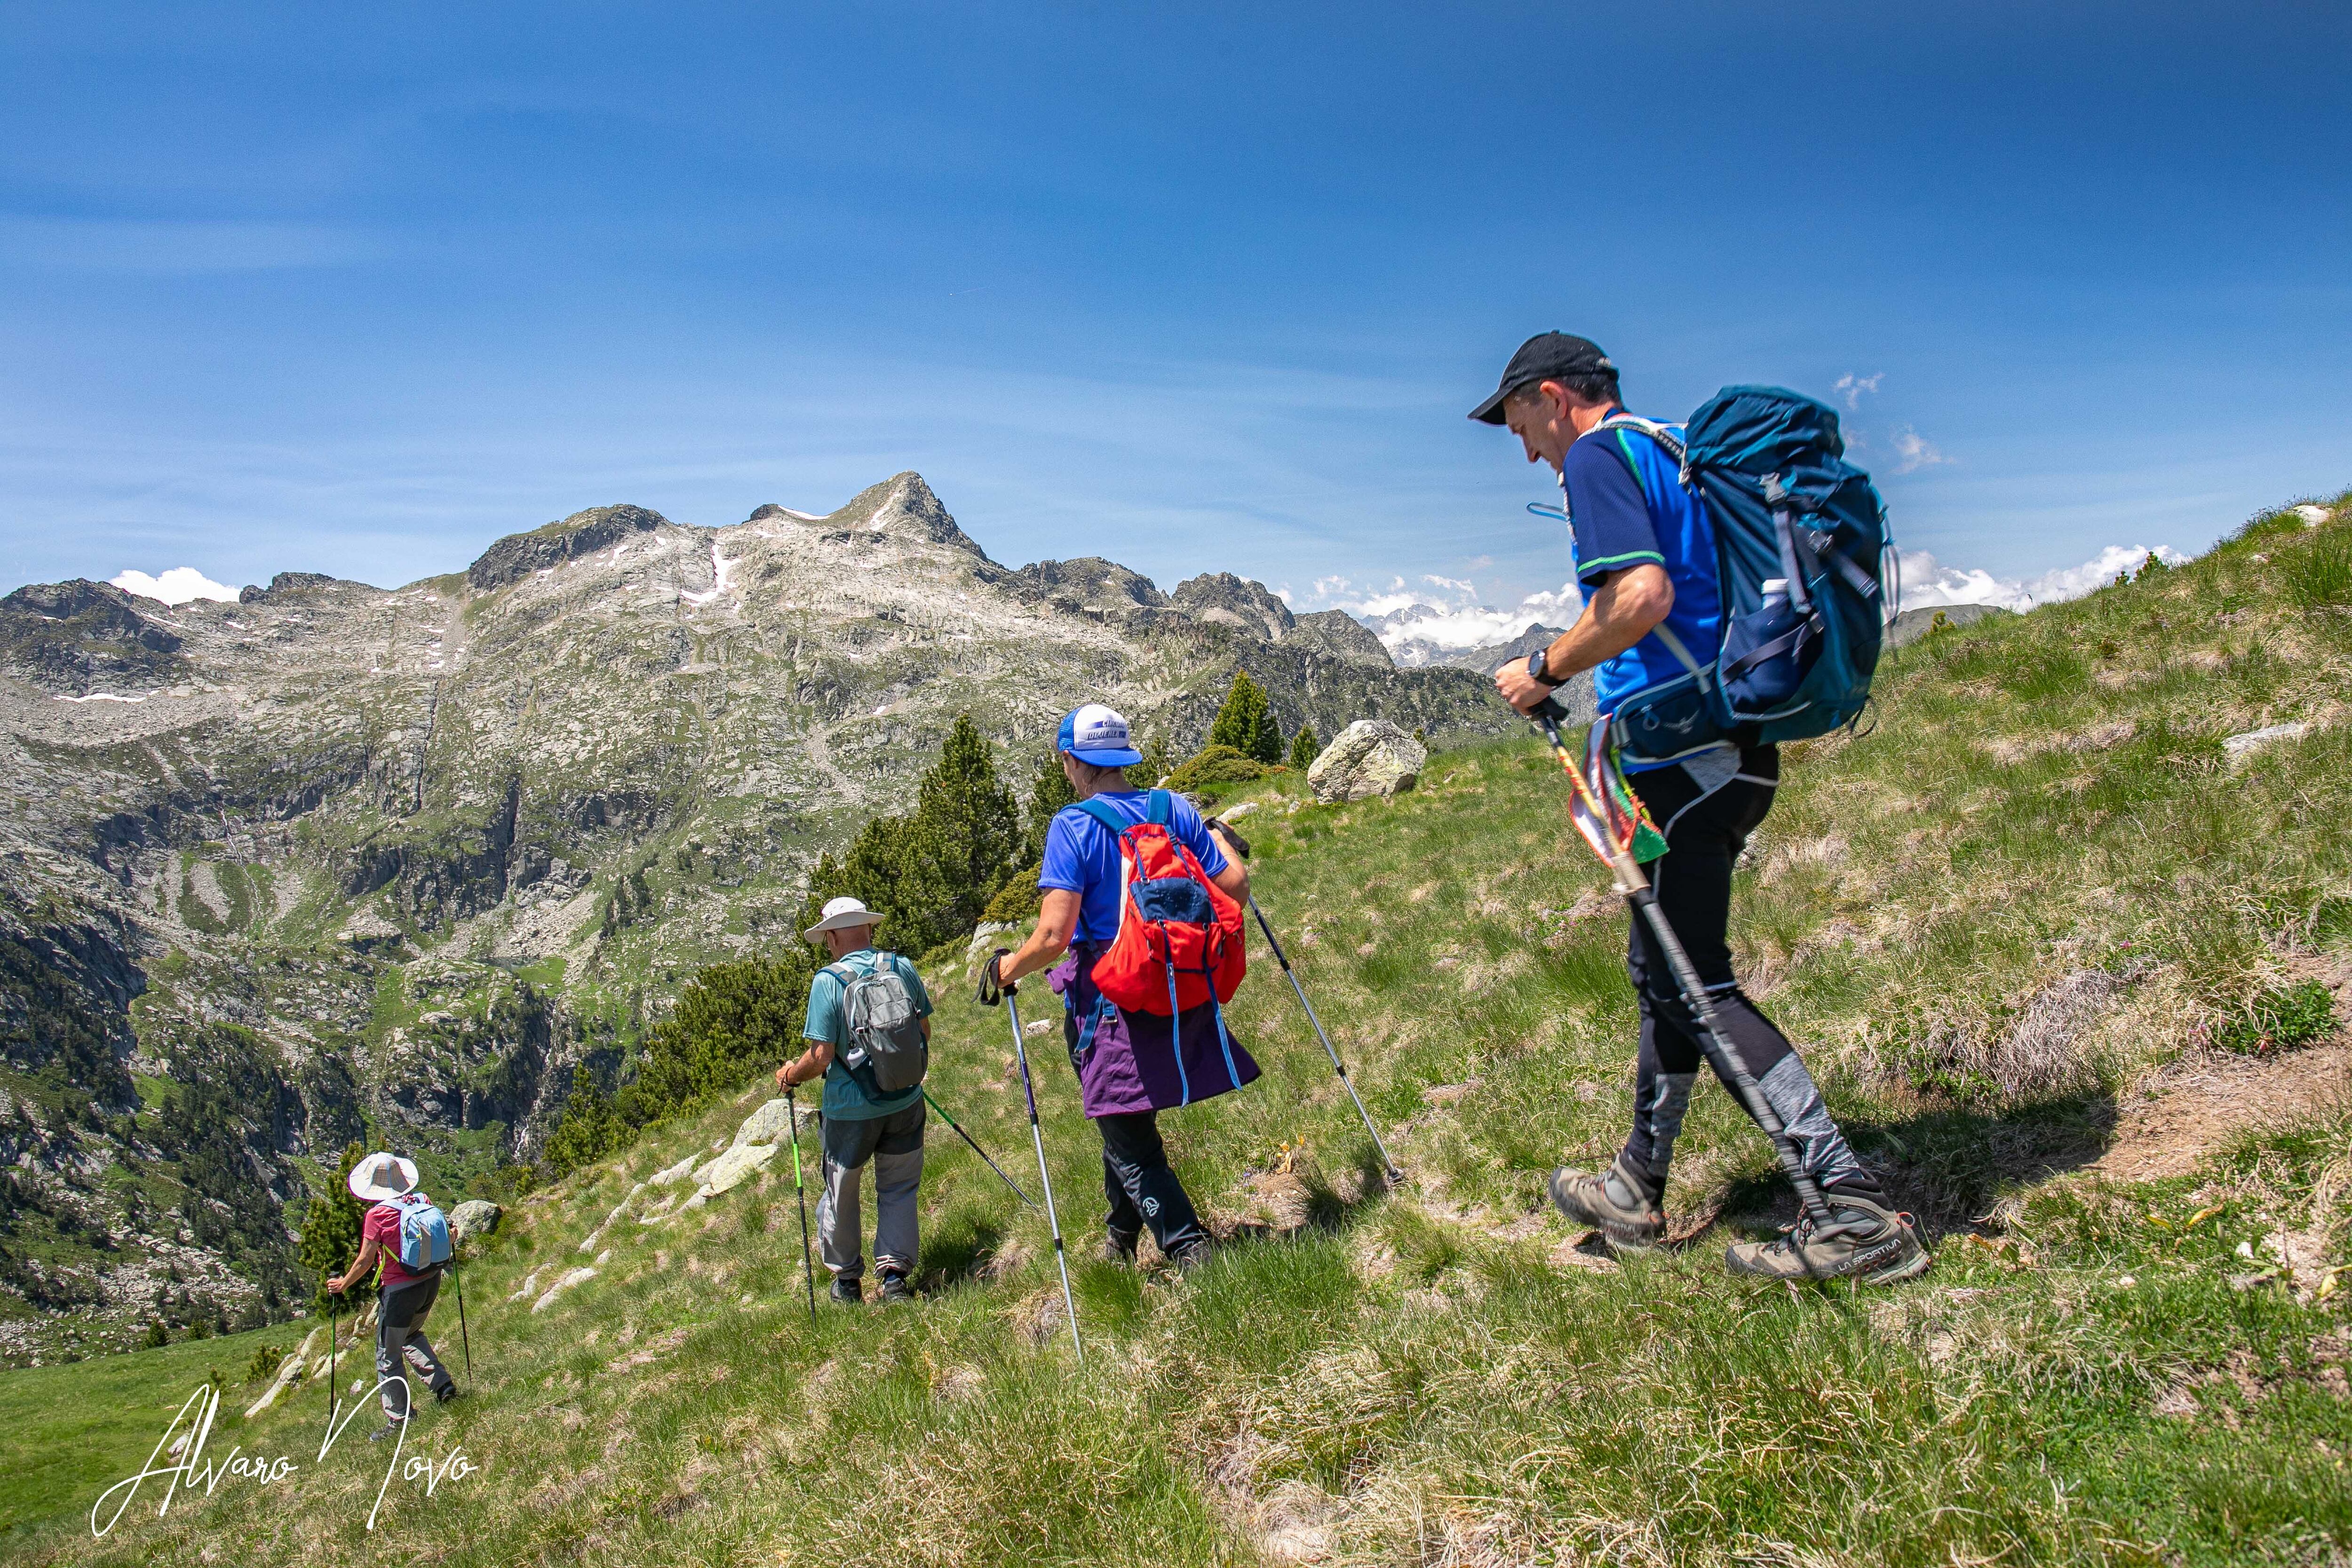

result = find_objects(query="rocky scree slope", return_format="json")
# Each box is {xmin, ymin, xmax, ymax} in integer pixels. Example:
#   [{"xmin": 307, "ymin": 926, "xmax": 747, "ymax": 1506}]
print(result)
[{"xmin": 0, "ymin": 472, "xmax": 1511, "ymax": 1365}]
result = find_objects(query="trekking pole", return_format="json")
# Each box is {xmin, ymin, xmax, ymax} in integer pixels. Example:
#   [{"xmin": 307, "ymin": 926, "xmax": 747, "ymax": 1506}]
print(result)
[
  {"xmin": 322, "ymin": 1277, "xmax": 340, "ymax": 1446},
  {"xmin": 786, "ymin": 1086, "xmax": 818, "ymax": 1324},
  {"xmin": 983, "ymin": 950, "xmax": 1082, "ymax": 1361},
  {"xmin": 1247, "ymin": 896, "xmax": 1402, "ymax": 1185},
  {"xmin": 921, "ymin": 1087, "xmax": 1040, "ymax": 1210},
  {"xmin": 452, "ymin": 1255, "xmax": 472, "ymax": 1385},
  {"xmin": 1529, "ymin": 700, "xmax": 1837, "ymax": 1258}
]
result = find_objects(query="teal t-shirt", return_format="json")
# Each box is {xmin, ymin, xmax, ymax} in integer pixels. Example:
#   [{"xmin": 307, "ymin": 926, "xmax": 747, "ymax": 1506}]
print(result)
[{"xmin": 803, "ymin": 947, "xmax": 932, "ymax": 1120}]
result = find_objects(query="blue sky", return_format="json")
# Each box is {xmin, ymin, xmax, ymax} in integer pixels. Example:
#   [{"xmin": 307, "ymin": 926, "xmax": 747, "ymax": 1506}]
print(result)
[{"xmin": 4, "ymin": 2, "xmax": 2346, "ymax": 638}]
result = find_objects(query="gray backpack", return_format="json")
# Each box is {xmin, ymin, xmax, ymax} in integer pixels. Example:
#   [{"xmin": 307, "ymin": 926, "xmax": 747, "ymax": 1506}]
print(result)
[{"xmin": 829, "ymin": 954, "xmax": 928, "ymax": 1094}]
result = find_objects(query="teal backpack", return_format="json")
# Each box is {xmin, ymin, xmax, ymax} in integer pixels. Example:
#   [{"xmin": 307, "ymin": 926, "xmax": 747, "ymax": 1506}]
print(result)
[{"xmin": 1596, "ymin": 386, "xmax": 1896, "ymax": 763}]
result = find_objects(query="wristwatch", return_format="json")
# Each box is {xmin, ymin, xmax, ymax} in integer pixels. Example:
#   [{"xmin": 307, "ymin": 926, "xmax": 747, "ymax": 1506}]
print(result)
[{"xmin": 1526, "ymin": 648, "xmax": 1562, "ymax": 688}]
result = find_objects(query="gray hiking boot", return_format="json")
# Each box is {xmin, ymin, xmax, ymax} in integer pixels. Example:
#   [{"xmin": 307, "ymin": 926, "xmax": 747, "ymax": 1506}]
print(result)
[
  {"xmin": 876, "ymin": 1268, "xmax": 914, "ymax": 1303},
  {"xmin": 1099, "ymin": 1230, "xmax": 1140, "ymax": 1267},
  {"xmin": 829, "ymin": 1276, "xmax": 862, "ymax": 1306},
  {"xmin": 1725, "ymin": 1192, "xmax": 1931, "ymax": 1285},
  {"xmin": 1548, "ymin": 1158, "xmax": 1665, "ymax": 1253},
  {"xmin": 1168, "ymin": 1237, "xmax": 1216, "ymax": 1274}
]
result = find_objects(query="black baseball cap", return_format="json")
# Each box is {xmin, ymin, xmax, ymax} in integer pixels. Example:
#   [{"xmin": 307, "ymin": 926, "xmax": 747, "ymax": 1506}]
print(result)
[{"xmin": 1468, "ymin": 332, "xmax": 1616, "ymax": 424}]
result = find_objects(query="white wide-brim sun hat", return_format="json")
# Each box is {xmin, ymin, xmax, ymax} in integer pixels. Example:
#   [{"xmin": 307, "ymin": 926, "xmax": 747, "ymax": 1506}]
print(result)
[
  {"xmin": 803, "ymin": 895, "xmax": 882, "ymax": 942},
  {"xmin": 348, "ymin": 1151, "xmax": 420, "ymax": 1203}
]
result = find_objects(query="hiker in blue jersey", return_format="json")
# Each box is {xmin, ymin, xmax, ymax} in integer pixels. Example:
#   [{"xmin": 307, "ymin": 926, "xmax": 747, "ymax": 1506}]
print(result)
[
  {"xmin": 985, "ymin": 702, "xmax": 1258, "ymax": 1271},
  {"xmin": 1474, "ymin": 332, "xmax": 1925, "ymax": 1284}
]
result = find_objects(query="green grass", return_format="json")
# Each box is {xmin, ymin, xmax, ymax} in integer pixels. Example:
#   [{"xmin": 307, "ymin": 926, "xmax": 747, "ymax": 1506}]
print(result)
[{"xmin": 8, "ymin": 494, "xmax": 2352, "ymax": 1565}]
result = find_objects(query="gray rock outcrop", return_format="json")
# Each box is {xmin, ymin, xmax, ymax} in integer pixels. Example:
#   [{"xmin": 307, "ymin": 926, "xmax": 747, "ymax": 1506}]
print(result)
[
  {"xmin": 449, "ymin": 1199, "xmax": 502, "ymax": 1245},
  {"xmin": 1307, "ymin": 720, "xmax": 1428, "ymax": 803},
  {"xmin": 1171, "ymin": 573, "xmax": 1295, "ymax": 641},
  {"xmin": 1287, "ymin": 610, "xmax": 1394, "ymax": 667},
  {"xmin": 731, "ymin": 1098, "xmax": 794, "ymax": 1148}
]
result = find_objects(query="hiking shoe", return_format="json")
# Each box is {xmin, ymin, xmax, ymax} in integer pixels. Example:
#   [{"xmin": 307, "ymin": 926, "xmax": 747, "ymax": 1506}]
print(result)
[
  {"xmin": 435, "ymin": 1384, "xmax": 461, "ymax": 1405},
  {"xmin": 829, "ymin": 1276, "xmax": 863, "ymax": 1306},
  {"xmin": 876, "ymin": 1269, "xmax": 914, "ymax": 1303},
  {"xmin": 1548, "ymin": 1159, "xmax": 1664, "ymax": 1253},
  {"xmin": 1099, "ymin": 1231, "xmax": 1140, "ymax": 1267},
  {"xmin": 369, "ymin": 1421, "xmax": 406, "ymax": 1443},
  {"xmin": 1725, "ymin": 1193, "xmax": 1931, "ymax": 1285},
  {"xmin": 1168, "ymin": 1238, "xmax": 1216, "ymax": 1274}
]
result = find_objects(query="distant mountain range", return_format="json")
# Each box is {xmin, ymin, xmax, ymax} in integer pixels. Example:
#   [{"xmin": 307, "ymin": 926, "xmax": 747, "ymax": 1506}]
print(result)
[{"xmin": 0, "ymin": 472, "xmax": 1575, "ymax": 1365}]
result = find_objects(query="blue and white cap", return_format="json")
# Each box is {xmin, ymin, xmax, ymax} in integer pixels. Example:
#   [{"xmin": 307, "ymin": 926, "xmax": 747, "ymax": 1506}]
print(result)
[{"xmin": 1057, "ymin": 702, "xmax": 1143, "ymax": 767}]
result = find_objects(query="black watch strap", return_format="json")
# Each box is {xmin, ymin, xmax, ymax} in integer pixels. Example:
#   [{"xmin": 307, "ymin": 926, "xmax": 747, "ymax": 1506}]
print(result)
[{"xmin": 1526, "ymin": 648, "xmax": 1562, "ymax": 687}]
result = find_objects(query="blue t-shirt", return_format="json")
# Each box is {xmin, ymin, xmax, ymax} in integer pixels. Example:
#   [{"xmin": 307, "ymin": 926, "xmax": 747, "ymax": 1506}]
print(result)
[
  {"xmin": 802, "ymin": 947, "xmax": 932, "ymax": 1120},
  {"xmin": 1562, "ymin": 415, "xmax": 1726, "ymax": 767},
  {"xmin": 1038, "ymin": 790, "xmax": 1231, "ymax": 943}
]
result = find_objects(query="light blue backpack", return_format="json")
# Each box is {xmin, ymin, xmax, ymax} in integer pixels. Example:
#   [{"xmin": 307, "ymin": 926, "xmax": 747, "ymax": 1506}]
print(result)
[{"xmin": 386, "ymin": 1190, "xmax": 453, "ymax": 1271}]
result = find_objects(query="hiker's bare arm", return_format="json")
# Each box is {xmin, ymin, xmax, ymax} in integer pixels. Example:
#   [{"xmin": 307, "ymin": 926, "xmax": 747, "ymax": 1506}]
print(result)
[
  {"xmin": 329, "ymin": 1234, "xmax": 380, "ymax": 1294},
  {"xmin": 778, "ymin": 1039, "xmax": 835, "ymax": 1089},
  {"xmin": 1209, "ymin": 854, "xmax": 1248, "ymax": 905},
  {"xmin": 997, "ymin": 889, "xmax": 1081, "ymax": 988},
  {"xmin": 1494, "ymin": 563, "xmax": 1674, "ymax": 713}
]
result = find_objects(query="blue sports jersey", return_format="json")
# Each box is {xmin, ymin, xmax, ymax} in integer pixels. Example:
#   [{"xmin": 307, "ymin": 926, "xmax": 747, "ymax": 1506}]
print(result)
[
  {"xmin": 1561, "ymin": 416, "xmax": 1726, "ymax": 766},
  {"xmin": 1038, "ymin": 789, "xmax": 1230, "ymax": 942}
]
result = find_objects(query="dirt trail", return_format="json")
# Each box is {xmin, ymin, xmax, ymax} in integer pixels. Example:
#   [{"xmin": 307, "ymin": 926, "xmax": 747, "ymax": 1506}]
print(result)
[{"xmin": 2084, "ymin": 1037, "xmax": 2352, "ymax": 1184}]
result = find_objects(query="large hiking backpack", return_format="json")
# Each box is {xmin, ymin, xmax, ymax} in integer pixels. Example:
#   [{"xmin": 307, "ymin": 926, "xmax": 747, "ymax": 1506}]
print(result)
[
  {"xmin": 829, "ymin": 954, "xmax": 929, "ymax": 1094},
  {"xmin": 1073, "ymin": 791, "xmax": 1246, "ymax": 1015},
  {"xmin": 1589, "ymin": 387, "xmax": 1894, "ymax": 764},
  {"xmin": 385, "ymin": 1190, "xmax": 452, "ymax": 1272}
]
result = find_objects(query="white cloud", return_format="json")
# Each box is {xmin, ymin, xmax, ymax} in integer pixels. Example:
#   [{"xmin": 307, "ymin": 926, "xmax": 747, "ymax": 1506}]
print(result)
[
  {"xmin": 1303, "ymin": 573, "xmax": 1584, "ymax": 663},
  {"xmin": 1891, "ymin": 427, "xmax": 1952, "ymax": 475},
  {"xmin": 1897, "ymin": 545, "xmax": 2188, "ymax": 612},
  {"xmin": 111, "ymin": 567, "xmax": 239, "ymax": 605},
  {"xmin": 1833, "ymin": 373, "xmax": 1883, "ymax": 411}
]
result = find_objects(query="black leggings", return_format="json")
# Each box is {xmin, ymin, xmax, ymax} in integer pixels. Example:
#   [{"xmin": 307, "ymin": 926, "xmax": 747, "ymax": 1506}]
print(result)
[{"xmin": 1617, "ymin": 747, "xmax": 1876, "ymax": 1201}]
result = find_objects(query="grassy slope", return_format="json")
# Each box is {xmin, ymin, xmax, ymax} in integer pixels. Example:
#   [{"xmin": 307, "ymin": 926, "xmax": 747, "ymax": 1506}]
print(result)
[{"xmin": 8, "ymin": 494, "xmax": 2352, "ymax": 1565}]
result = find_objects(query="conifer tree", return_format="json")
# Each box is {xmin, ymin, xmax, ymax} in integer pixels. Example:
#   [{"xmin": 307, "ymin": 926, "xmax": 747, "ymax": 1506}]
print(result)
[
  {"xmin": 298, "ymin": 1141, "xmax": 367, "ymax": 1312},
  {"xmin": 1025, "ymin": 748, "xmax": 1077, "ymax": 865},
  {"xmin": 1208, "ymin": 670, "xmax": 1284, "ymax": 764},
  {"xmin": 540, "ymin": 1063, "xmax": 627, "ymax": 1181},
  {"xmin": 1288, "ymin": 723, "xmax": 1321, "ymax": 771},
  {"xmin": 918, "ymin": 716, "xmax": 1023, "ymax": 927}
]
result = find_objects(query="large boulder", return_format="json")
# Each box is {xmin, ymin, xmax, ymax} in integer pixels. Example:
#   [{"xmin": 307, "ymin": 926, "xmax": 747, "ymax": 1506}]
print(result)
[
  {"xmin": 731, "ymin": 1097, "xmax": 794, "ymax": 1148},
  {"xmin": 449, "ymin": 1199, "xmax": 502, "ymax": 1246},
  {"xmin": 692, "ymin": 1142, "xmax": 779, "ymax": 1197},
  {"xmin": 1307, "ymin": 721, "xmax": 1427, "ymax": 804}
]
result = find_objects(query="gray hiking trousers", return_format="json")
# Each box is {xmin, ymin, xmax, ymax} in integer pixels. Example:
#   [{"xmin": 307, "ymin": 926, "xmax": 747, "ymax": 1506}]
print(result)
[
  {"xmin": 375, "ymin": 1271, "xmax": 455, "ymax": 1421},
  {"xmin": 816, "ymin": 1099, "xmax": 924, "ymax": 1281}
]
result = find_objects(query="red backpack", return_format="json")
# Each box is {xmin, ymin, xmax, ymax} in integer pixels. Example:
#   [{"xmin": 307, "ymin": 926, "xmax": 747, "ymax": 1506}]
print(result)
[{"xmin": 1073, "ymin": 791, "xmax": 1246, "ymax": 1013}]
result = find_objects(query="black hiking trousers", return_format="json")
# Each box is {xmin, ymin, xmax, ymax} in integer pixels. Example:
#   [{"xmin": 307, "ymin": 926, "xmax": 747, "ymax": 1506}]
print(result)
[
  {"xmin": 1096, "ymin": 1110, "xmax": 1208, "ymax": 1257},
  {"xmin": 1618, "ymin": 745, "xmax": 1877, "ymax": 1203}
]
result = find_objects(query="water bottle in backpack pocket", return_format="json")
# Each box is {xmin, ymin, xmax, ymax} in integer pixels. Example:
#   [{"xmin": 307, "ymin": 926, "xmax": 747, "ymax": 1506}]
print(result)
[
  {"xmin": 388, "ymin": 1191, "xmax": 453, "ymax": 1271},
  {"xmin": 836, "ymin": 956, "xmax": 929, "ymax": 1094},
  {"xmin": 1719, "ymin": 578, "xmax": 1821, "ymax": 716}
]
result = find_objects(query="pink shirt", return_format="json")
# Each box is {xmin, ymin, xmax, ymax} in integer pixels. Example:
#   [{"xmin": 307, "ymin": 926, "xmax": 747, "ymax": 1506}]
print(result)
[{"xmin": 363, "ymin": 1201, "xmax": 424, "ymax": 1286}]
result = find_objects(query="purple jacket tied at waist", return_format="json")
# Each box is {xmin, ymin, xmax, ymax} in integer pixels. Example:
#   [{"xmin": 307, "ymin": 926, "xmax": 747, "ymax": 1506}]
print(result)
[{"xmin": 1049, "ymin": 938, "xmax": 1261, "ymax": 1117}]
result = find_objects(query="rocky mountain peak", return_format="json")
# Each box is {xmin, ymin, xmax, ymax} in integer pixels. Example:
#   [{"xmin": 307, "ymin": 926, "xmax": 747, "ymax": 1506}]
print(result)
[
  {"xmin": 1287, "ymin": 608, "xmax": 1394, "ymax": 667},
  {"xmin": 466, "ymin": 504, "xmax": 672, "ymax": 591},
  {"xmin": 826, "ymin": 472, "xmax": 987, "ymax": 560},
  {"xmin": 1170, "ymin": 572, "xmax": 1295, "ymax": 641},
  {"xmin": 0, "ymin": 577, "xmax": 187, "ymax": 692},
  {"xmin": 1013, "ymin": 557, "xmax": 1169, "ymax": 624},
  {"xmin": 238, "ymin": 572, "xmax": 345, "ymax": 604}
]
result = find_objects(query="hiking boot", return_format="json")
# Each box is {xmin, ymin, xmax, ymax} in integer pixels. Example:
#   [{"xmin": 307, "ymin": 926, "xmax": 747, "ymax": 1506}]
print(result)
[
  {"xmin": 369, "ymin": 1420, "xmax": 406, "ymax": 1443},
  {"xmin": 435, "ymin": 1384, "xmax": 461, "ymax": 1405},
  {"xmin": 829, "ymin": 1276, "xmax": 863, "ymax": 1306},
  {"xmin": 1725, "ymin": 1193, "xmax": 1931, "ymax": 1285},
  {"xmin": 1548, "ymin": 1159, "xmax": 1664, "ymax": 1253},
  {"xmin": 1099, "ymin": 1231, "xmax": 1140, "ymax": 1267},
  {"xmin": 876, "ymin": 1269, "xmax": 914, "ymax": 1303},
  {"xmin": 1168, "ymin": 1238, "xmax": 1216, "ymax": 1274}
]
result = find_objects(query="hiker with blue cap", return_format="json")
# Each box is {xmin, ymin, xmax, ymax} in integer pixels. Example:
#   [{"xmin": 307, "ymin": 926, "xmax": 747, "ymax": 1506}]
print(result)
[{"xmin": 983, "ymin": 702, "xmax": 1258, "ymax": 1270}]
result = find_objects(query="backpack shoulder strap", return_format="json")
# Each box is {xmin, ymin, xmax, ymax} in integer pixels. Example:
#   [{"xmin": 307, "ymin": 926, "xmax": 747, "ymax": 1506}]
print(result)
[
  {"xmin": 1146, "ymin": 788, "xmax": 1172, "ymax": 826},
  {"xmin": 1597, "ymin": 413, "xmax": 1691, "ymax": 488},
  {"xmin": 1072, "ymin": 797, "xmax": 1131, "ymax": 837}
]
